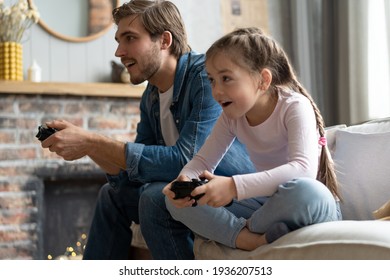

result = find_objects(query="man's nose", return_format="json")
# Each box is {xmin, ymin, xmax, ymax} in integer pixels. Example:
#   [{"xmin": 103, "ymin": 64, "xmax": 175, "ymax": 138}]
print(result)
[{"xmin": 115, "ymin": 44, "xmax": 126, "ymax": 57}]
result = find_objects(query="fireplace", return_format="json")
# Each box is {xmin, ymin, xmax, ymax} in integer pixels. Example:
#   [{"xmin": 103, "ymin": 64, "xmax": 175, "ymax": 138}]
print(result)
[
  {"xmin": 42, "ymin": 174, "xmax": 106, "ymax": 259},
  {"xmin": 0, "ymin": 82, "xmax": 141, "ymax": 260}
]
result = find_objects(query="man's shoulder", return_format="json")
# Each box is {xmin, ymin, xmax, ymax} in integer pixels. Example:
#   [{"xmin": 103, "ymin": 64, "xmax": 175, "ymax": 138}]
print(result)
[
  {"xmin": 174, "ymin": 52, "xmax": 208, "ymax": 88},
  {"xmin": 188, "ymin": 51, "xmax": 206, "ymax": 64},
  {"xmin": 180, "ymin": 51, "xmax": 206, "ymax": 70}
]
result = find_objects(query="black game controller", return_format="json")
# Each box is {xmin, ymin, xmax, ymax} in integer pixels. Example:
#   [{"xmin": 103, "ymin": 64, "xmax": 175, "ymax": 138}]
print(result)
[
  {"xmin": 171, "ymin": 178, "xmax": 206, "ymax": 201},
  {"xmin": 171, "ymin": 178, "xmax": 234, "ymax": 207},
  {"xmin": 36, "ymin": 124, "xmax": 56, "ymax": 141}
]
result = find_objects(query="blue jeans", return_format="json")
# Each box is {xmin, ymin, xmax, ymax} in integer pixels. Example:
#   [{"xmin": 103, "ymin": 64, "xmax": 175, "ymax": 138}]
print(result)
[
  {"xmin": 83, "ymin": 181, "xmax": 193, "ymax": 259},
  {"xmin": 166, "ymin": 178, "xmax": 341, "ymax": 248}
]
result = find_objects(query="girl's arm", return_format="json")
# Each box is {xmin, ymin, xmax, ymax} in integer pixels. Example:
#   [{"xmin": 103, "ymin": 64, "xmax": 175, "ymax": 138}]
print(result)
[
  {"xmin": 164, "ymin": 114, "xmax": 237, "ymax": 207},
  {"xmin": 179, "ymin": 113, "xmax": 236, "ymax": 179}
]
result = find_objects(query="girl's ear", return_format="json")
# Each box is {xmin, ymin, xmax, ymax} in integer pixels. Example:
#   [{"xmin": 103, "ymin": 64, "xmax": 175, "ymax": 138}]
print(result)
[
  {"xmin": 259, "ymin": 68, "xmax": 272, "ymax": 91},
  {"xmin": 160, "ymin": 31, "xmax": 173, "ymax": 50}
]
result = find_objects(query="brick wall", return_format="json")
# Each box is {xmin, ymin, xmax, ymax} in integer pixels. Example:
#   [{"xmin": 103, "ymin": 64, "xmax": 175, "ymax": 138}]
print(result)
[{"xmin": 0, "ymin": 93, "xmax": 140, "ymax": 259}]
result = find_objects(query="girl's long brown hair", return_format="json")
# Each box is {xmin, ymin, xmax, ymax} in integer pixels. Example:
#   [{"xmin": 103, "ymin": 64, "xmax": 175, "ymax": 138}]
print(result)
[{"xmin": 206, "ymin": 27, "xmax": 340, "ymax": 199}]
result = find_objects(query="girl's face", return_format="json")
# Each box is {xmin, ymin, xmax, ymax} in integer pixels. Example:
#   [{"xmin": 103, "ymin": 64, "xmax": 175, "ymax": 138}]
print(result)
[{"xmin": 206, "ymin": 52, "xmax": 272, "ymax": 124}]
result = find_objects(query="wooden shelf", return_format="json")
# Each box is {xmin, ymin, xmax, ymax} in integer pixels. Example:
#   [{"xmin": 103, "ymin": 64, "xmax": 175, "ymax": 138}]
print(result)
[{"xmin": 0, "ymin": 81, "xmax": 144, "ymax": 98}]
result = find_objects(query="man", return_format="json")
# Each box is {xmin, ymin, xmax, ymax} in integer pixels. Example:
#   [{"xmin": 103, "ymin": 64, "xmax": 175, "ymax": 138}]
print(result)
[{"xmin": 41, "ymin": 0, "xmax": 254, "ymax": 259}]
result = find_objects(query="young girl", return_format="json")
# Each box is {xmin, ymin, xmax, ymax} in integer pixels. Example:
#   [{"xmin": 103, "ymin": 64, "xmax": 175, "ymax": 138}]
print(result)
[{"xmin": 163, "ymin": 27, "xmax": 341, "ymax": 251}]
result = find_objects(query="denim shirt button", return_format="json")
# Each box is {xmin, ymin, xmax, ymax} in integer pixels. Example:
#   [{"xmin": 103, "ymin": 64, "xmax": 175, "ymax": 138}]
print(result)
[
  {"xmin": 175, "ymin": 119, "xmax": 179, "ymax": 123},
  {"xmin": 110, "ymin": 182, "xmax": 116, "ymax": 187}
]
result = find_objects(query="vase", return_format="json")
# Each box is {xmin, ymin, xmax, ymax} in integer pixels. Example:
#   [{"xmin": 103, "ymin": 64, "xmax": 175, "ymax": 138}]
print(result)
[{"xmin": 0, "ymin": 42, "xmax": 23, "ymax": 81}]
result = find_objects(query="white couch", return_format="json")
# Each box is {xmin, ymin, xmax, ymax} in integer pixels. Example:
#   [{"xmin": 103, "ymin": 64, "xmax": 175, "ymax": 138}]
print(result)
[{"xmin": 132, "ymin": 117, "xmax": 390, "ymax": 259}]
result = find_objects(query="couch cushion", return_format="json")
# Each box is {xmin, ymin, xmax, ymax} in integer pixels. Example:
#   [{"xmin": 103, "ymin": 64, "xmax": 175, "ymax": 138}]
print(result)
[
  {"xmin": 194, "ymin": 220, "xmax": 390, "ymax": 259},
  {"xmin": 130, "ymin": 223, "xmax": 148, "ymax": 249},
  {"xmin": 333, "ymin": 130, "xmax": 390, "ymax": 220}
]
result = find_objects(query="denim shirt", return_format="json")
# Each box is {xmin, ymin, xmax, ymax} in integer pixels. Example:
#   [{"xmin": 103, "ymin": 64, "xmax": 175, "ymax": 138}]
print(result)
[{"xmin": 107, "ymin": 51, "xmax": 255, "ymax": 186}]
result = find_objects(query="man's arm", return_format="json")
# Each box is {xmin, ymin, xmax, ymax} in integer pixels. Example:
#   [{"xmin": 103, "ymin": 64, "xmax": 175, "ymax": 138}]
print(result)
[
  {"xmin": 86, "ymin": 133, "xmax": 127, "ymax": 175},
  {"xmin": 41, "ymin": 119, "xmax": 126, "ymax": 175}
]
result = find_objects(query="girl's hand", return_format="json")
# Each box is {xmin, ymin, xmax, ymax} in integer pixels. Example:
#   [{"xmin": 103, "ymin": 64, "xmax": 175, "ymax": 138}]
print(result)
[
  {"xmin": 191, "ymin": 170, "xmax": 237, "ymax": 207},
  {"xmin": 163, "ymin": 175, "xmax": 195, "ymax": 208}
]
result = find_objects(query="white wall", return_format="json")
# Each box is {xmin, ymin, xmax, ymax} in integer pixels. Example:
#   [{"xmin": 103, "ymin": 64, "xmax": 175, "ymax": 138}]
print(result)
[{"xmin": 21, "ymin": 0, "xmax": 222, "ymax": 83}]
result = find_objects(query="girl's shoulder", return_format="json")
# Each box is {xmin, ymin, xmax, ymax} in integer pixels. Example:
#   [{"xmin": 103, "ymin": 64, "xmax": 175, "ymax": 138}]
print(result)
[
  {"xmin": 277, "ymin": 88, "xmax": 312, "ymax": 109},
  {"xmin": 278, "ymin": 88, "xmax": 308, "ymax": 102},
  {"xmin": 276, "ymin": 88, "xmax": 314, "ymax": 121}
]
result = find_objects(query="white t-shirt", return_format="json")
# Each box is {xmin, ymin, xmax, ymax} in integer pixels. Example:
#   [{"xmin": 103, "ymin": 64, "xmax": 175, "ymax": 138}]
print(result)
[
  {"xmin": 180, "ymin": 88, "xmax": 319, "ymax": 200},
  {"xmin": 159, "ymin": 86, "xmax": 179, "ymax": 146}
]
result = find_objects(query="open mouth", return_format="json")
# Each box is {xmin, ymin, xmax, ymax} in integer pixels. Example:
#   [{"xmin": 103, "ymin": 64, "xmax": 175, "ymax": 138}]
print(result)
[
  {"xmin": 221, "ymin": 101, "xmax": 233, "ymax": 108},
  {"xmin": 122, "ymin": 59, "xmax": 136, "ymax": 69},
  {"xmin": 126, "ymin": 61, "xmax": 136, "ymax": 68}
]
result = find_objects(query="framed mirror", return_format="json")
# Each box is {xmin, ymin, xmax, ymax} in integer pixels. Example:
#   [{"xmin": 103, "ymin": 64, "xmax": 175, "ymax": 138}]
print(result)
[{"xmin": 28, "ymin": 0, "xmax": 119, "ymax": 43}]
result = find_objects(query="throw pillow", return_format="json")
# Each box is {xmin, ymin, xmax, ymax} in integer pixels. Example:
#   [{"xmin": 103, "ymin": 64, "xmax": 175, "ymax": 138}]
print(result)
[
  {"xmin": 333, "ymin": 130, "xmax": 390, "ymax": 220},
  {"xmin": 325, "ymin": 124, "xmax": 347, "ymax": 155}
]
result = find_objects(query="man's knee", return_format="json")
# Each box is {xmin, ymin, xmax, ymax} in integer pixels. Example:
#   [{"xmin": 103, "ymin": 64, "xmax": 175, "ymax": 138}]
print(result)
[
  {"xmin": 139, "ymin": 182, "xmax": 167, "ymax": 210},
  {"xmin": 96, "ymin": 183, "xmax": 114, "ymax": 204}
]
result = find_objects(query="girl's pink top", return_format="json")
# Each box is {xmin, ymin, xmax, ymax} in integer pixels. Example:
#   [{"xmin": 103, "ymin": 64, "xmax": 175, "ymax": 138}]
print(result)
[{"xmin": 180, "ymin": 88, "xmax": 319, "ymax": 201}]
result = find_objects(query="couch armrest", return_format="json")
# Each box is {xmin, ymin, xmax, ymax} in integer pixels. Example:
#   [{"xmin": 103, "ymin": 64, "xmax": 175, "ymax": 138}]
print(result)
[{"xmin": 194, "ymin": 220, "xmax": 390, "ymax": 259}]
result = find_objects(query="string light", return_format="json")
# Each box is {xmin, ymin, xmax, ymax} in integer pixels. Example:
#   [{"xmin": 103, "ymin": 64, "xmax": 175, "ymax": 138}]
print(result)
[{"xmin": 47, "ymin": 233, "xmax": 88, "ymax": 260}]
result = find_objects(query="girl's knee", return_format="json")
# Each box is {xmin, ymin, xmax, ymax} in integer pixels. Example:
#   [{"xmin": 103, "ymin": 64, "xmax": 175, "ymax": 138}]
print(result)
[
  {"xmin": 284, "ymin": 178, "xmax": 338, "ymax": 222},
  {"xmin": 286, "ymin": 178, "xmax": 334, "ymax": 203}
]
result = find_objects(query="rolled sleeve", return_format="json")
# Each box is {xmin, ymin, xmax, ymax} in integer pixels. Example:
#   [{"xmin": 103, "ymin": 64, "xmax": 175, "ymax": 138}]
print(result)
[
  {"xmin": 124, "ymin": 142, "xmax": 145, "ymax": 180},
  {"xmin": 105, "ymin": 142, "xmax": 145, "ymax": 185}
]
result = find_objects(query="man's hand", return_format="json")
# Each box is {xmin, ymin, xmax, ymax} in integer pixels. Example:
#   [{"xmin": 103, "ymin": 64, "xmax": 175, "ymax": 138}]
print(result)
[
  {"xmin": 40, "ymin": 120, "xmax": 126, "ymax": 175},
  {"xmin": 41, "ymin": 120, "xmax": 91, "ymax": 161}
]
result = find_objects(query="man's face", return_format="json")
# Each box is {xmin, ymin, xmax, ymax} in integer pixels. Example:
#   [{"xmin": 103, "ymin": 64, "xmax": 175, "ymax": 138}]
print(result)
[{"xmin": 114, "ymin": 15, "xmax": 162, "ymax": 85}]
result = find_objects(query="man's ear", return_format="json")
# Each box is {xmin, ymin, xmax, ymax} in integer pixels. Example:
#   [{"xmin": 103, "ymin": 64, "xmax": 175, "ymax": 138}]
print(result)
[
  {"xmin": 259, "ymin": 68, "xmax": 272, "ymax": 90},
  {"xmin": 161, "ymin": 31, "xmax": 173, "ymax": 50}
]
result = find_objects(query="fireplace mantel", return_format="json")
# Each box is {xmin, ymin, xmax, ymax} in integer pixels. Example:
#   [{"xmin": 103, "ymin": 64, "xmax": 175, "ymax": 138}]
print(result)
[{"xmin": 0, "ymin": 81, "xmax": 144, "ymax": 98}]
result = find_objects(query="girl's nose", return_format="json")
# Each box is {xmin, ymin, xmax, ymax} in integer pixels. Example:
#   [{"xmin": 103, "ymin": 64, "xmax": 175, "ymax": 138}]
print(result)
[{"xmin": 213, "ymin": 83, "xmax": 223, "ymax": 96}]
